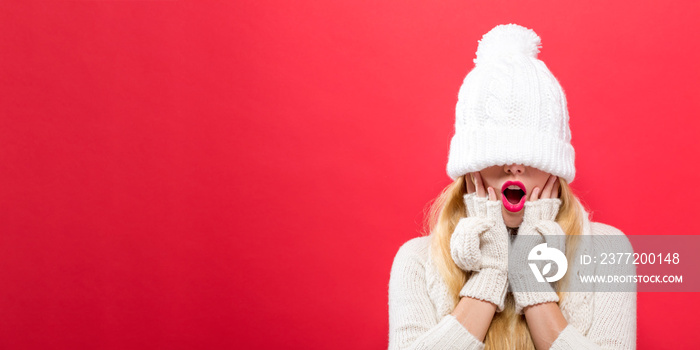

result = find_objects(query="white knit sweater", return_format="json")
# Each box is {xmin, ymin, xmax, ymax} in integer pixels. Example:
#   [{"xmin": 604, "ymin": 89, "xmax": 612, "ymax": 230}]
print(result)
[{"xmin": 388, "ymin": 215, "xmax": 637, "ymax": 350}]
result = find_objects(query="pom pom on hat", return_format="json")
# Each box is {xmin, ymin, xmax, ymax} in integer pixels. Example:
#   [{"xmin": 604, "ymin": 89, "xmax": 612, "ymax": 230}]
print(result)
[{"xmin": 474, "ymin": 24, "xmax": 542, "ymax": 66}]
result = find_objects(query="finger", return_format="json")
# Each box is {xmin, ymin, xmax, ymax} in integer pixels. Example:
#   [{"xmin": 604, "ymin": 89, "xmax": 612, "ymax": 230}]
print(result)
[
  {"xmin": 465, "ymin": 173, "xmax": 476, "ymax": 194},
  {"xmin": 474, "ymin": 172, "xmax": 486, "ymax": 198},
  {"xmin": 487, "ymin": 187, "xmax": 497, "ymax": 201},
  {"xmin": 553, "ymin": 178, "xmax": 561, "ymax": 198},
  {"xmin": 530, "ymin": 187, "xmax": 540, "ymax": 201},
  {"xmin": 541, "ymin": 175, "xmax": 556, "ymax": 199}
]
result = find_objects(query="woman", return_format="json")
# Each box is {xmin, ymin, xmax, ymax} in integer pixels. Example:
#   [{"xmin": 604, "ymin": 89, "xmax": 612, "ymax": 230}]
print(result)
[{"xmin": 388, "ymin": 24, "xmax": 636, "ymax": 349}]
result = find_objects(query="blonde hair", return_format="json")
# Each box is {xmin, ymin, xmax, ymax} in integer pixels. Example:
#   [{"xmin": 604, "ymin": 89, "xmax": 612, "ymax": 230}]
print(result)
[{"xmin": 424, "ymin": 175, "xmax": 586, "ymax": 349}]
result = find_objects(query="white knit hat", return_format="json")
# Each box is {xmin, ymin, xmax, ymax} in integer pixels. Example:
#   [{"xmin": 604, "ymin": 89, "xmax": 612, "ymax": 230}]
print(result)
[{"xmin": 446, "ymin": 24, "xmax": 576, "ymax": 183}]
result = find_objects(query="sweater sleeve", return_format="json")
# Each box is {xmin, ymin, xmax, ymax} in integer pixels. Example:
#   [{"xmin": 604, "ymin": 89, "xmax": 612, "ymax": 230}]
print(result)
[
  {"xmin": 388, "ymin": 238, "xmax": 485, "ymax": 350},
  {"xmin": 550, "ymin": 224, "xmax": 637, "ymax": 350}
]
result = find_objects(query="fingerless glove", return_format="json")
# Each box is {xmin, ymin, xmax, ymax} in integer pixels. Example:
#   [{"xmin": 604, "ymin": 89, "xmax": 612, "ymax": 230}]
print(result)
[
  {"xmin": 509, "ymin": 198, "xmax": 567, "ymax": 314},
  {"xmin": 450, "ymin": 192, "xmax": 510, "ymax": 312}
]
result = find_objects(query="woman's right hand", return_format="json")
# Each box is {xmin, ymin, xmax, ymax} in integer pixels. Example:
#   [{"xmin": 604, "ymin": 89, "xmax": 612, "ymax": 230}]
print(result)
[
  {"xmin": 451, "ymin": 172, "xmax": 508, "ymax": 272},
  {"xmin": 466, "ymin": 171, "xmax": 485, "ymax": 197},
  {"xmin": 450, "ymin": 172, "xmax": 510, "ymax": 312}
]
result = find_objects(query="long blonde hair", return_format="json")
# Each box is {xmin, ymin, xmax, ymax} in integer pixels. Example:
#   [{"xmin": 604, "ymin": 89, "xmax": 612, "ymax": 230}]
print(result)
[{"xmin": 424, "ymin": 175, "xmax": 586, "ymax": 349}]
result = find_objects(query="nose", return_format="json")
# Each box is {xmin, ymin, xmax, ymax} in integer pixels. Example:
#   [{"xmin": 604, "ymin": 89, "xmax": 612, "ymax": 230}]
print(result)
[{"xmin": 504, "ymin": 163, "xmax": 525, "ymax": 176}]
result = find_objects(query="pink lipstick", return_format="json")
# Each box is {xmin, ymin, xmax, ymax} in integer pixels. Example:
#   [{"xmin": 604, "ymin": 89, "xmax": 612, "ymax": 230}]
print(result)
[{"xmin": 501, "ymin": 180, "xmax": 527, "ymax": 212}]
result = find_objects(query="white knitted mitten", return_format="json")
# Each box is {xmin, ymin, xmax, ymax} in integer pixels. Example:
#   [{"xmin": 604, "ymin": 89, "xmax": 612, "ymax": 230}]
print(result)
[
  {"xmin": 450, "ymin": 192, "xmax": 509, "ymax": 312},
  {"xmin": 509, "ymin": 198, "xmax": 566, "ymax": 314}
]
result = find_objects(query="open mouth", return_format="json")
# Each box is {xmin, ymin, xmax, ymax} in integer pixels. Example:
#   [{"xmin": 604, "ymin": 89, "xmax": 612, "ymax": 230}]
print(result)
[{"xmin": 501, "ymin": 180, "xmax": 527, "ymax": 212}]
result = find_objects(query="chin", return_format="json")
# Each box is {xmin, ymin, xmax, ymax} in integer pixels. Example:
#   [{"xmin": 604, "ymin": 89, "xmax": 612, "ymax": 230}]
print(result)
[{"xmin": 502, "ymin": 211, "xmax": 524, "ymax": 228}]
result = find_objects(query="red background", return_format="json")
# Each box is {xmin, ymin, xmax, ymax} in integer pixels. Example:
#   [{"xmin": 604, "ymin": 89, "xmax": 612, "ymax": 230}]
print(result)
[{"xmin": 1, "ymin": 1, "xmax": 698, "ymax": 349}]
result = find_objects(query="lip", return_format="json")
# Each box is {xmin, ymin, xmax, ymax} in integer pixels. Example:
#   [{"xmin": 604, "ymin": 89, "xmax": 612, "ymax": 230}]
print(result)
[{"xmin": 501, "ymin": 180, "xmax": 527, "ymax": 212}]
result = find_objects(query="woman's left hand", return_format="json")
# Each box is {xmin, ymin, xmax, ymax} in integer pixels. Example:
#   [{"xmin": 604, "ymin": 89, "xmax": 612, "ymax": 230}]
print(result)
[
  {"xmin": 528, "ymin": 174, "xmax": 560, "ymax": 201},
  {"xmin": 520, "ymin": 174, "xmax": 564, "ymax": 244},
  {"xmin": 509, "ymin": 174, "xmax": 565, "ymax": 315}
]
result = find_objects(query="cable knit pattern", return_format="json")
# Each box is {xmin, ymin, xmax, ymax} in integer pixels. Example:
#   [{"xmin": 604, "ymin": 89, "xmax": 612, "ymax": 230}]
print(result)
[
  {"xmin": 388, "ymin": 213, "xmax": 636, "ymax": 349},
  {"xmin": 446, "ymin": 24, "xmax": 576, "ymax": 183}
]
